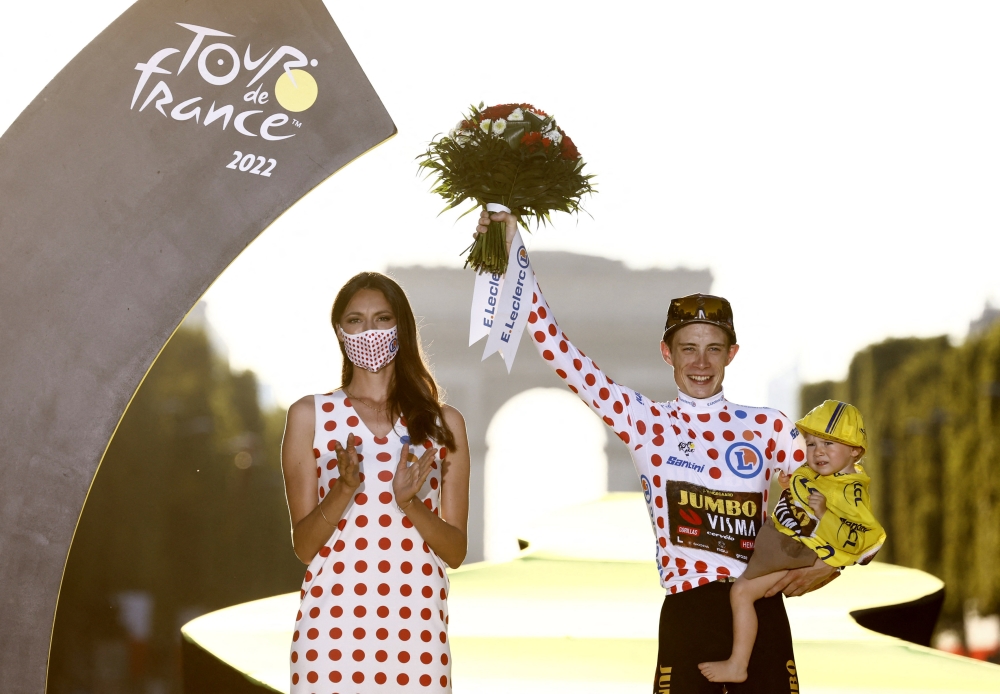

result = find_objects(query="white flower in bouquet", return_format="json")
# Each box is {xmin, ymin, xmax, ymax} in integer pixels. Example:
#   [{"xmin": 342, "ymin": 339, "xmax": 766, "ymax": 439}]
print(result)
[
  {"xmin": 480, "ymin": 119, "xmax": 492, "ymax": 133},
  {"xmin": 508, "ymin": 108, "xmax": 524, "ymax": 121},
  {"xmin": 492, "ymin": 118, "xmax": 507, "ymax": 135},
  {"xmin": 455, "ymin": 135, "xmax": 470, "ymax": 146},
  {"xmin": 546, "ymin": 129, "xmax": 563, "ymax": 145}
]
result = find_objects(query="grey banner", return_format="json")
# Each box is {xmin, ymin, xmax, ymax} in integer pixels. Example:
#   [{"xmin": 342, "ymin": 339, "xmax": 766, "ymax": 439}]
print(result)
[{"xmin": 0, "ymin": 1, "xmax": 394, "ymax": 690}]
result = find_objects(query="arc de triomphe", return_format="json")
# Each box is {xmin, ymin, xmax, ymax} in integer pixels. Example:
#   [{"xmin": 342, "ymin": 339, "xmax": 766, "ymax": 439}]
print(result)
[{"xmin": 389, "ymin": 252, "xmax": 711, "ymax": 562}]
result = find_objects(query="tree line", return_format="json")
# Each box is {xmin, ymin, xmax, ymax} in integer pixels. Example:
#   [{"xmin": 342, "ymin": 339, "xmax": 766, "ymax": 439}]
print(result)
[
  {"xmin": 49, "ymin": 323, "xmax": 302, "ymax": 694},
  {"xmin": 801, "ymin": 323, "xmax": 1000, "ymax": 622}
]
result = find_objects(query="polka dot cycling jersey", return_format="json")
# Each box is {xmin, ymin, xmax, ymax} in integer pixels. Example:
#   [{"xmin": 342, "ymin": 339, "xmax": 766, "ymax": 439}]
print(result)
[
  {"xmin": 290, "ymin": 390, "xmax": 452, "ymax": 693},
  {"xmin": 526, "ymin": 273, "xmax": 805, "ymax": 594}
]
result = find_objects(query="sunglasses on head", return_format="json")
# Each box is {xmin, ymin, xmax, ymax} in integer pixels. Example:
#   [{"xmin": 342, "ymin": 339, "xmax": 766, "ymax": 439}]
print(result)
[{"xmin": 663, "ymin": 294, "xmax": 736, "ymax": 341}]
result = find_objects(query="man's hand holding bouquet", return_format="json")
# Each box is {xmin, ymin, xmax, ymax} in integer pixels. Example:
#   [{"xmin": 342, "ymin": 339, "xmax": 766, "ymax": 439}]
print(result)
[{"xmin": 418, "ymin": 103, "xmax": 594, "ymax": 370}]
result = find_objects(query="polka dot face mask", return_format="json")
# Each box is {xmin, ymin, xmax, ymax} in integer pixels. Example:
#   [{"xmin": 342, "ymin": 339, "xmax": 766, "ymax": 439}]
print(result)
[{"xmin": 338, "ymin": 325, "xmax": 399, "ymax": 373}]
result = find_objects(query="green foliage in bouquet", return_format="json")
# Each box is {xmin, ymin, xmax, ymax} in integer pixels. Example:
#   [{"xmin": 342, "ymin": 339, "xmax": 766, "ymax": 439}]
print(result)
[{"xmin": 418, "ymin": 103, "xmax": 596, "ymax": 275}]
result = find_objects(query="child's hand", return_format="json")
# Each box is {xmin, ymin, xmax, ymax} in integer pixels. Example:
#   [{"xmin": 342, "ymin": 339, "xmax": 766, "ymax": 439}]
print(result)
[
  {"xmin": 808, "ymin": 491, "xmax": 827, "ymax": 518},
  {"xmin": 778, "ymin": 470, "xmax": 791, "ymax": 490}
]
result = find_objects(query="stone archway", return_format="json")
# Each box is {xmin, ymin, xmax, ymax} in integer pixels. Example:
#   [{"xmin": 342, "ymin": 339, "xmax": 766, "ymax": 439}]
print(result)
[
  {"xmin": 483, "ymin": 387, "xmax": 608, "ymax": 562},
  {"xmin": 389, "ymin": 251, "xmax": 711, "ymax": 562}
]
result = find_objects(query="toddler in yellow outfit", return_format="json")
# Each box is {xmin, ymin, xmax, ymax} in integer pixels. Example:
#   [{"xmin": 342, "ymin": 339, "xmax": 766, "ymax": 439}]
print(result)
[{"xmin": 699, "ymin": 400, "xmax": 886, "ymax": 683}]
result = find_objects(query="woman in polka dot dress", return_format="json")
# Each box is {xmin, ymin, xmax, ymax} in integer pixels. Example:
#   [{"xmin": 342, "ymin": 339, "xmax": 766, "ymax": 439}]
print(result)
[{"xmin": 281, "ymin": 272, "xmax": 471, "ymax": 693}]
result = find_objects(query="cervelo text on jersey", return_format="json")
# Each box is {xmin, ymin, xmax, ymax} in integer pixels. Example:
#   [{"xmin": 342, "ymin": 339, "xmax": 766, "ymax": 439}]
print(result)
[{"xmin": 525, "ymin": 271, "xmax": 806, "ymax": 594}]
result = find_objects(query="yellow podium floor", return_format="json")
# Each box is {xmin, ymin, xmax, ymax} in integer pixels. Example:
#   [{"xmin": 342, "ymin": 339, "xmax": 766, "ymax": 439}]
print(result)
[{"xmin": 182, "ymin": 494, "xmax": 1000, "ymax": 693}]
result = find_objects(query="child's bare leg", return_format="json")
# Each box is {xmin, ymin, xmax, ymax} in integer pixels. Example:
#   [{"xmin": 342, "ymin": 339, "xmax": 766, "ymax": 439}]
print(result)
[{"xmin": 698, "ymin": 571, "xmax": 788, "ymax": 683}]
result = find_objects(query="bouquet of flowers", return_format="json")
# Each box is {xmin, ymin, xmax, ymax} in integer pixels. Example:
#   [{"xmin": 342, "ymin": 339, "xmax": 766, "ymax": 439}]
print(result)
[{"xmin": 418, "ymin": 103, "xmax": 595, "ymax": 275}]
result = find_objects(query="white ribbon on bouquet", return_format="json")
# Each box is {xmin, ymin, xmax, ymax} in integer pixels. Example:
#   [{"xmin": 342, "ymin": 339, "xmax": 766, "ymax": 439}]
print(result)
[{"xmin": 468, "ymin": 203, "xmax": 536, "ymax": 373}]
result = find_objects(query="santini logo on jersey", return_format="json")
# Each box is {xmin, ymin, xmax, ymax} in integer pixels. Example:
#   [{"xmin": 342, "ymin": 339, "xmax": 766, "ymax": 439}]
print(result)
[{"xmin": 666, "ymin": 456, "xmax": 703, "ymax": 473}]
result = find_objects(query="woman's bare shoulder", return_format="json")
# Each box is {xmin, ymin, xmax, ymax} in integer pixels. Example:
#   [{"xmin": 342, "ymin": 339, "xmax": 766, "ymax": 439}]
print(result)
[
  {"xmin": 287, "ymin": 394, "xmax": 317, "ymax": 424},
  {"xmin": 440, "ymin": 403, "xmax": 466, "ymax": 429}
]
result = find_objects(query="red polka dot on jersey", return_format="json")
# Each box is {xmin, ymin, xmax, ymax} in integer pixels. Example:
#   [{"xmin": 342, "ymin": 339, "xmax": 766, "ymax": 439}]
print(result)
[
  {"xmin": 697, "ymin": 413, "xmax": 711, "ymax": 422},
  {"xmin": 723, "ymin": 430, "xmax": 735, "ymax": 441},
  {"xmin": 651, "ymin": 454, "xmax": 662, "ymax": 466},
  {"xmin": 703, "ymin": 431, "xmax": 715, "ymax": 442},
  {"xmin": 765, "ymin": 468, "xmax": 771, "ymax": 481},
  {"xmin": 585, "ymin": 373, "xmax": 597, "ymax": 386},
  {"xmin": 352, "ymin": 671, "xmax": 364, "ymax": 683},
  {"xmin": 755, "ymin": 413, "xmax": 767, "ymax": 424},
  {"xmin": 719, "ymin": 411, "xmax": 731, "ymax": 422},
  {"xmin": 777, "ymin": 450, "xmax": 787, "ymax": 463},
  {"xmin": 774, "ymin": 419, "xmax": 783, "ymax": 432},
  {"xmin": 538, "ymin": 306, "xmax": 547, "ymax": 318},
  {"xmin": 322, "ymin": 402, "xmax": 334, "ymax": 412},
  {"xmin": 397, "ymin": 673, "xmax": 410, "ymax": 685},
  {"xmin": 528, "ymin": 311, "xmax": 538, "ymax": 323},
  {"xmin": 652, "ymin": 423, "xmax": 664, "ymax": 435},
  {"xmin": 794, "ymin": 449, "xmax": 805, "ymax": 462},
  {"xmin": 324, "ymin": 420, "xmax": 337, "ymax": 431}
]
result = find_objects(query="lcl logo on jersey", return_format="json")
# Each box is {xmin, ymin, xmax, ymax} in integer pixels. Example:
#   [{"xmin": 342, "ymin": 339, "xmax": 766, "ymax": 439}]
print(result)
[
  {"xmin": 725, "ymin": 442, "xmax": 763, "ymax": 479},
  {"xmin": 640, "ymin": 475, "xmax": 652, "ymax": 503},
  {"xmin": 131, "ymin": 23, "xmax": 319, "ymax": 141}
]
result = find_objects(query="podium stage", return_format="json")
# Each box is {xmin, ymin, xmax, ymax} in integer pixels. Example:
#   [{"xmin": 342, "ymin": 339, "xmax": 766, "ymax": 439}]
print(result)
[{"xmin": 182, "ymin": 494, "xmax": 1000, "ymax": 693}]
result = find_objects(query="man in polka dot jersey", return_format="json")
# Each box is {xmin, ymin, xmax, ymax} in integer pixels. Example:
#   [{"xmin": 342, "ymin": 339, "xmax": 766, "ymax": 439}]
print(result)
[{"xmin": 476, "ymin": 211, "xmax": 839, "ymax": 693}]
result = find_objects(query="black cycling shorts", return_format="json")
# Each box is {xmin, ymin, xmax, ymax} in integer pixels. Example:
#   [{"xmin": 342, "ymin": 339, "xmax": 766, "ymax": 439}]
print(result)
[{"xmin": 653, "ymin": 580, "xmax": 799, "ymax": 694}]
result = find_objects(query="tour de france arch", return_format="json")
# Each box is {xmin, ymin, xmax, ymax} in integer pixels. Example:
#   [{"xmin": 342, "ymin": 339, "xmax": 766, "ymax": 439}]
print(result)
[{"xmin": 0, "ymin": 1, "xmax": 395, "ymax": 691}]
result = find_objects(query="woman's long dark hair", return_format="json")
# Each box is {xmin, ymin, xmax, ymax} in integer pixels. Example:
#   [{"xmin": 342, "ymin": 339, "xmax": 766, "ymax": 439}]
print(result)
[{"xmin": 331, "ymin": 272, "xmax": 456, "ymax": 451}]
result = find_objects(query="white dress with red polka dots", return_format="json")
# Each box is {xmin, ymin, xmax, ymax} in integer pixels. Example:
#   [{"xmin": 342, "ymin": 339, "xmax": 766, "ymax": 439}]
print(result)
[
  {"xmin": 290, "ymin": 390, "xmax": 452, "ymax": 693},
  {"xmin": 526, "ymin": 273, "xmax": 806, "ymax": 595}
]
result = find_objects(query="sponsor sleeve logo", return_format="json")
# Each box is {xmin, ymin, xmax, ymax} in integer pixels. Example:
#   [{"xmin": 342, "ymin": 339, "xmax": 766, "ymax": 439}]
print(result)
[
  {"xmin": 666, "ymin": 480, "xmax": 762, "ymax": 562},
  {"xmin": 641, "ymin": 475, "xmax": 652, "ymax": 504}
]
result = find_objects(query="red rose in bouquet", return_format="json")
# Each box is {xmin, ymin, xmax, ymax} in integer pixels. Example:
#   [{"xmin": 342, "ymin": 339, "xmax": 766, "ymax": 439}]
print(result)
[{"xmin": 418, "ymin": 103, "xmax": 595, "ymax": 275}]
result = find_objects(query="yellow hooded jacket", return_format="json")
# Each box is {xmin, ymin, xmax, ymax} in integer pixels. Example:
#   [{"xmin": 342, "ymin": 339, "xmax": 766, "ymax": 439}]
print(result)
[{"xmin": 771, "ymin": 463, "xmax": 886, "ymax": 568}]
